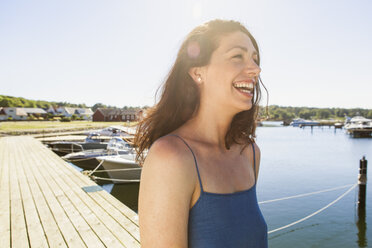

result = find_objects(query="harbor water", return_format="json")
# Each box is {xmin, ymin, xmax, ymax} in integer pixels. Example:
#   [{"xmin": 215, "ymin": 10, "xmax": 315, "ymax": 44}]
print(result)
[
  {"xmin": 71, "ymin": 123, "xmax": 372, "ymax": 247},
  {"xmin": 257, "ymin": 122, "xmax": 372, "ymax": 248}
]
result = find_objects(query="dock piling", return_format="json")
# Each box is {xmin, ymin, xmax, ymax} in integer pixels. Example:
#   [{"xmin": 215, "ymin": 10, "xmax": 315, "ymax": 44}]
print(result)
[
  {"xmin": 358, "ymin": 156, "xmax": 367, "ymax": 209},
  {"xmin": 357, "ymin": 156, "xmax": 367, "ymax": 247}
]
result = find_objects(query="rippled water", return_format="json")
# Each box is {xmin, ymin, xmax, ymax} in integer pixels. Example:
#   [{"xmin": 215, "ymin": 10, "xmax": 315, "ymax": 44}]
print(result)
[{"xmin": 256, "ymin": 123, "xmax": 372, "ymax": 248}]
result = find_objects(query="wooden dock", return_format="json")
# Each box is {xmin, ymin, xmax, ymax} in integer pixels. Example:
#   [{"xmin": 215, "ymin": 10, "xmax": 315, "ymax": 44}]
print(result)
[
  {"xmin": 32, "ymin": 130, "xmax": 88, "ymax": 138},
  {"xmin": 0, "ymin": 136, "xmax": 140, "ymax": 247},
  {"xmin": 36, "ymin": 135, "xmax": 89, "ymax": 143}
]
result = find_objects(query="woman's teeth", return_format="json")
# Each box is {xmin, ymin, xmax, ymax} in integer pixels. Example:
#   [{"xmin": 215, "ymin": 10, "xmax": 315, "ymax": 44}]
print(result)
[
  {"xmin": 240, "ymin": 89, "xmax": 252, "ymax": 93},
  {"xmin": 232, "ymin": 82, "xmax": 254, "ymax": 93}
]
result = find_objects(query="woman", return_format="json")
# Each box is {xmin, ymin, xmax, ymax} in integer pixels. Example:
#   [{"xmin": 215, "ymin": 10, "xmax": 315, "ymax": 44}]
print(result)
[{"xmin": 135, "ymin": 19, "xmax": 268, "ymax": 247}]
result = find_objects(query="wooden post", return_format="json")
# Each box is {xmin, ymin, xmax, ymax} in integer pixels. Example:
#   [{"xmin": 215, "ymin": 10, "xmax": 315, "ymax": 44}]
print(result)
[
  {"xmin": 357, "ymin": 156, "xmax": 367, "ymax": 247},
  {"xmin": 358, "ymin": 156, "xmax": 367, "ymax": 209}
]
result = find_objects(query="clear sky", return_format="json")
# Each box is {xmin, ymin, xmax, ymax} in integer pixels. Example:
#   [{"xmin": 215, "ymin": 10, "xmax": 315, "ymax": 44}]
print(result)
[{"xmin": 1, "ymin": 0, "xmax": 371, "ymax": 108}]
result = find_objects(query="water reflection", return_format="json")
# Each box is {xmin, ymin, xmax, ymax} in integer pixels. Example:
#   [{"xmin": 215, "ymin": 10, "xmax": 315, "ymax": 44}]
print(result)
[
  {"xmin": 356, "ymin": 207, "xmax": 367, "ymax": 247},
  {"xmin": 108, "ymin": 182, "xmax": 140, "ymax": 212}
]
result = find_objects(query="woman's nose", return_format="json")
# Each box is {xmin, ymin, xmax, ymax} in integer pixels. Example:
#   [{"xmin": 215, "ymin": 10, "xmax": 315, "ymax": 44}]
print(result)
[{"xmin": 244, "ymin": 60, "xmax": 261, "ymax": 77}]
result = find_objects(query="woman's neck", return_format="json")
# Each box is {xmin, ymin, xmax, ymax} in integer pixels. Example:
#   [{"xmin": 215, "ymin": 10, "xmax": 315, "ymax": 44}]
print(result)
[{"xmin": 182, "ymin": 100, "xmax": 237, "ymax": 150}]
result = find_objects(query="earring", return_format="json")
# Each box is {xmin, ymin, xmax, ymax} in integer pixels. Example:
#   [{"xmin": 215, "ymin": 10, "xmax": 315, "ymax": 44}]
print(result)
[{"xmin": 197, "ymin": 77, "xmax": 202, "ymax": 83}]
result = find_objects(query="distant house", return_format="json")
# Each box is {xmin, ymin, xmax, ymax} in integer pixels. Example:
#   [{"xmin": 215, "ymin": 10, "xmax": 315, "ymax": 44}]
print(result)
[
  {"xmin": 46, "ymin": 106, "xmax": 58, "ymax": 115},
  {"xmin": 23, "ymin": 108, "xmax": 47, "ymax": 117},
  {"xmin": 92, "ymin": 108, "xmax": 111, "ymax": 121},
  {"xmin": 93, "ymin": 108, "xmax": 142, "ymax": 122},
  {"xmin": 0, "ymin": 107, "xmax": 7, "ymax": 121},
  {"xmin": 0, "ymin": 107, "xmax": 28, "ymax": 120},
  {"xmin": 75, "ymin": 108, "xmax": 94, "ymax": 120},
  {"xmin": 56, "ymin": 107, "xmax": 93, "ymax": 120},
  {"xmin": 56, "ymin": 107, "xmax": 76, "ymax": 117}
]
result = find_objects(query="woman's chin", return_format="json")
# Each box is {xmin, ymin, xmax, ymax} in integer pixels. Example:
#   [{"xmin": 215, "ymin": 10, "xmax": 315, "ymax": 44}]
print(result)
[
  {"xmin": 237, "ymin": 102, "xmax": 253, "ymax": 112},
  {"xmin": 228, "ymin": 103, "xmax": 253, "ymax": 116}
]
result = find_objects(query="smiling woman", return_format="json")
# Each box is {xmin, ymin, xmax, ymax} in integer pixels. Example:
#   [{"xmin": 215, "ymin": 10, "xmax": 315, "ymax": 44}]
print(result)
[{"xmin": 135, "ymin": 19, "xmax": 268, "ymax": 248}]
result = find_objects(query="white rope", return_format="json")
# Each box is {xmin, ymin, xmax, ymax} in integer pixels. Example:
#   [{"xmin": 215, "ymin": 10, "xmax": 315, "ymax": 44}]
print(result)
[
  {"xmin": 87, "ymin": 160, "xmax": 105, "ymax": 176},
  {"xmin": 53, "ymin": 148, "xmax": 82, "ymax": 153},
  {"xmin": 268, "ymin": 183, "xmax": 357, "ymax": 234},
  {"xmin": 89, "ymin": 167, "xmax": 141, "ymax": 173},
  {"xmin": 91, "ymin": 175, "xmax": 140, "ymax": 183},
  {"xmin": 64, "ymin": 157, "xmax": 97, "ymax": 162},
  {"xmin": 259, "ymin": 183, "xmax": 355, "ymax": 204}
]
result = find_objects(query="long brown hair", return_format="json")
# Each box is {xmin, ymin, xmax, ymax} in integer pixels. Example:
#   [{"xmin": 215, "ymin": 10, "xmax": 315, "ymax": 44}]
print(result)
[{"xmin": 135, "ymin": 19, "xmax": 263, "ymax": 165}]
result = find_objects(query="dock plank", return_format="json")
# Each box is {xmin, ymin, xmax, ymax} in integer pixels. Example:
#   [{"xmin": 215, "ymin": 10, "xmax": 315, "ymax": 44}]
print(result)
[
  {"xmin": 11, "ymin": 138, "xmax": 68, "ymax": 248},
  {"xmin": 44, "ymin": 147, "xmax": 140, "ymax": 227},
  {"xmin": 97, "ymin": 191, "xmax": 139, "ymax": 226},
  {"xmin": 9, "ymin": 143, "xmax": 30, "ymax": 247},
  {"xmin": 20, "ymin": 143, "xmax": 88, "ymax": 248},
  {"xmin": 0, "ymin": 139, "xmax": 11, "ymax": 248},
  {"xmin": 89, "ymin": 191, "xmax": 141, "ymax": 241},
  {"xmin": 16, "ymin": 143, "xmax": 49, "ymax": 248},
  {"xmin": 27, "ymin": 146, "xmax": 111, "ymax": 248},
  {"xmin": 34, "ymin": 144, "xmax": 126, "ymax": 248},
  {"xmin": 48, "ymin": 151, "xmax": 140, "ymax": 235},
  {"xmin": 43, "ymin": 146, "xmax": 140, "ymax": 247},
  {"xmin": 0, "ymin": 136, "xmax": 140, "ymax": 248}
]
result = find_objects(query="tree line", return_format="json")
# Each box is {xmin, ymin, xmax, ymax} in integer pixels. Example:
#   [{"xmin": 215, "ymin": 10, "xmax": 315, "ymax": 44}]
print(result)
[
  {"xmin": 0, "ymin": 95, "xmax": 88, "ymax": 109},
  {"xmin": 259, "ymin": 105, "xmax": 372, "ymax": 121},
  {"xmin": 1, "ymin": 95, "xmax": 371, "ymax": 121},
  {"xmin": 0, "ymin": 95, "xmax": 145, "ymax": 112}
]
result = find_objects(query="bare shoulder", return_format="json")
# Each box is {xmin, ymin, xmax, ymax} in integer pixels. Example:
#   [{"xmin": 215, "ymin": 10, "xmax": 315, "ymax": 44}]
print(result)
[
  {"xmin": 141, "ymin": 135, "xmax": 197, "ymax": 198},
  {"xmin": 139, "ymin": 135, "xmax": 196, "ymax": 247},
  {"xmin": 144, "ymin": 135, "xmax": 196, "ymax": 175}
]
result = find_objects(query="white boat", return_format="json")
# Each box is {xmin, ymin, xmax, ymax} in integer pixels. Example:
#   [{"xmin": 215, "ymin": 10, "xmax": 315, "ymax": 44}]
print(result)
[
  {"xmin": 290, "ymin": 118, "xmax": 320, "ymax": 127},
  {"xmin": 96, "ymin": 153, "xmax": 142, "ymax": 183},
  {"xmin": 334, "ymin": 122, "xmax": 343, "ymax": 129},
  {"xmin": 86, "ymin": 126, "xmax": 133, "ymax": 137},
  {"xmin": 344, "ymin": 116, "xmax": 372, "ymax": 137},
  {"xmin": 62, "ymin": 137, "xmax": 133, "ymax": 170},
  {"xmin": 49, "ymin": 133, "xmax": 109, "ymax": 156}
]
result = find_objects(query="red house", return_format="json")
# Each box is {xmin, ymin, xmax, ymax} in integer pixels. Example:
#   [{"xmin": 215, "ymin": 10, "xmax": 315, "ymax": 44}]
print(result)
[{"xmin": 92, "ymin": 108, "xmax": 142, "ymax": 122}]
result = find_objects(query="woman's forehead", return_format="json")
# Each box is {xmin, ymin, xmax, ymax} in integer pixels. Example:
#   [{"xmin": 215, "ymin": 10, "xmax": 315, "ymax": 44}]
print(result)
[{"xmin": 217, "ymin": 31, "xmax": 256, "ymax": 53}]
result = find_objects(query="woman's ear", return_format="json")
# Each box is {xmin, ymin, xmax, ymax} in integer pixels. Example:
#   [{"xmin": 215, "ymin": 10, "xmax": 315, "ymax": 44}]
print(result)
[{"xmin": 188, "ymin": 67, "xmax": 203, "ymax": 84}]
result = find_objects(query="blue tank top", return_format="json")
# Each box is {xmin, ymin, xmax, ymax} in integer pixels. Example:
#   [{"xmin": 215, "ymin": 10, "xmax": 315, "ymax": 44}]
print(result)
[{"xmin": 171, "ymin": 135, "xmax": 268, "ymax": 248}]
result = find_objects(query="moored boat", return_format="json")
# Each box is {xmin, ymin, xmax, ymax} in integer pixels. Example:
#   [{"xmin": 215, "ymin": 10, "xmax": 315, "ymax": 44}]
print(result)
[
  {"xmin": 48, "ymin": 133, "xmax": 109, "ymax": 156},
  {"xmin": 334, "ymin": 122, "xmax": 343, "ymax": 129},
  {"xmin": 62, "ymin": 137, "xmax": 133, "ymax": 170},
  {"xmin": 85, "ymin": 125, "xmax": 133, "ymax": 137},
  {"xmin": 344, "ymin": 116, "xmax": 372, "ymax": 137},
  {"xmin": 290, "ymin": 118, "xmax": 320, "ymax": 127},
  {"xmin": 96, "ymin": 153, "xmax": 141, "ymax": 183}
]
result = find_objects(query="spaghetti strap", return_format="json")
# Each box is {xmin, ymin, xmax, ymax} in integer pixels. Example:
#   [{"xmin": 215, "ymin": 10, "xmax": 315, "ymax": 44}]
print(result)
[
  {"xmin": 251, "ymin": 143, "xmax": 257, "ymax": 184},
  {"xmin": 167, "ymin": 134, "xmax": 204, "ymax": 193}
]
